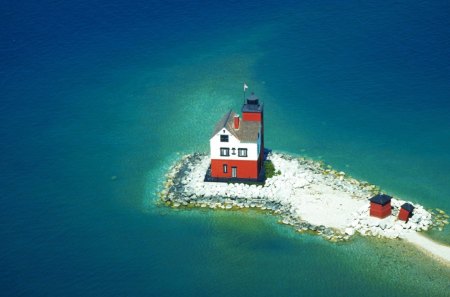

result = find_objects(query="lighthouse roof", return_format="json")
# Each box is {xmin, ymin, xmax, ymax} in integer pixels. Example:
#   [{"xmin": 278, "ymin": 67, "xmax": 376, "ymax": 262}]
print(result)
[
  {"xmin": 242, "ymin": 92, "xmax": 263, "ymax": 113},
  {"xmin": 369, "ymin": 194, "xmax": 392, "ymax": 206},
  {"xmin": 211, "ymin": 110, "xmax": 260, "ymax": 143},
  {"xmin": 242, "ymin": 102, "xmax": 263, "ymax": 113}
]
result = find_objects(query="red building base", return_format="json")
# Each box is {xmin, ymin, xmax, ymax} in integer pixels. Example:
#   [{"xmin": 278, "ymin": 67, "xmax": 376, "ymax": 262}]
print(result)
[
  {"xmin": 370, "ymin": 202, "xmax": 391, "ymax": 219},
  {"xmin": 211, "ymin": 158, "xmax": 260, "ymax": 179}
]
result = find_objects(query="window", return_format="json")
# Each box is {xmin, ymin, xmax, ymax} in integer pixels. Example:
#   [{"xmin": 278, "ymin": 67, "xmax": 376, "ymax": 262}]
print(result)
[
  {"xmin": 231, "ymin": 148, "xmax": 236, "ymax": 155},
  {"xmin": 223, "ymin": 164, "xmax": 228, "ymax": 173},
  {"xmin": 220, "ymin": 148, "xmax": 230, "ymax": 156},
  {"xmin": 238, "ymin": 148, "xmax": 248, "ymax": 157},
  {"xmin": 220, "ymin": 135, "xmax": 229, "ymax": 142}
]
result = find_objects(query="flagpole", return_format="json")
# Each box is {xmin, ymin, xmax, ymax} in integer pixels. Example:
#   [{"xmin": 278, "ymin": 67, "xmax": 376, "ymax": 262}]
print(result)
[{"xmin": 243, "ymin": 82, "xmax": 248, "ymax": 104}]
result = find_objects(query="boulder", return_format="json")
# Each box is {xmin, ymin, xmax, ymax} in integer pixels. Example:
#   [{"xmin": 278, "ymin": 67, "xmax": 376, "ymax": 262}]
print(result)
[
  {"xmin": 393, "ymin": 224, "xmax": 404, "ymax": 232},
  {"xmin": 370, "ymin": 227, "xmax": 379, "ymax": 236},
  {"xmin": 369, "ymin": 220, "xmax": 379, "ymax": 227},
  {"xmin": 409, "ymin": 222, "xmax": 418, "ymax": 230},
  {"xmin": 345, "ymin": 228, "xmax": 355, "ymax": 236}
]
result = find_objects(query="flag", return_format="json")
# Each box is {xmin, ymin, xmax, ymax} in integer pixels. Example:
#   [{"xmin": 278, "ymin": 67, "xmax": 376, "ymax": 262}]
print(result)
[{"xmin": 243, "ymin": 83, "xmax": 248, "ymax": 92}]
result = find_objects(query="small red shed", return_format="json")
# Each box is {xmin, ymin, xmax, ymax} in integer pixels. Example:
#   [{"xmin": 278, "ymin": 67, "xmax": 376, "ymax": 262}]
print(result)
[
  {"xmin": 369, "ymin": 194, "xmax": 392, "ymax": 219},
  {"xmin": 398, "ymin": 203, "xmax": 414, "ymax": 222}
]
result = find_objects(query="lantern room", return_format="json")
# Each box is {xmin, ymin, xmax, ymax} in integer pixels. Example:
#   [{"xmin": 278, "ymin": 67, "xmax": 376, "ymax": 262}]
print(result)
[{"xmin": 242, "ymin": 93, "xmax": 263, "ymax": 122}]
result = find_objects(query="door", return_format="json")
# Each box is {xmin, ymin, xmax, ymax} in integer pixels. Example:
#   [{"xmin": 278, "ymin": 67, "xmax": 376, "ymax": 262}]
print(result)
[{"xmin": 231, "ymin": 167, "xmax": 237, "ymax": 178}]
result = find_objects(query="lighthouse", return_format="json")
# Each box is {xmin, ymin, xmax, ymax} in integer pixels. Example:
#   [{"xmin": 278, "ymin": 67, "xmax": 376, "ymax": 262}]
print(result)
[{"xmin": 205, "ymin": 92, "xmax": 265, "ymax": 182}]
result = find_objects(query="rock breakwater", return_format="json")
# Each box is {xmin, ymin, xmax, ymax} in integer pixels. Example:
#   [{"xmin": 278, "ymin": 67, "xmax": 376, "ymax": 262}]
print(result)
[{"xmin": 159, "ymin": 152, "xmax": 448, "ymax": 245}]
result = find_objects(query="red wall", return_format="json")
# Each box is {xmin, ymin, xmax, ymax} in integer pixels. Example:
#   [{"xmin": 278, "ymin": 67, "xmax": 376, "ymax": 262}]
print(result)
[
  {"xmin": 242, "ymin": 112, "xmax": 262, "ymax": 122},
  {"xmin": 370, "ymin": 202, "xmax": 391, "ymax": 218},
  {"xmin": 398, "ymin": 208, "xmax": 411, "ymax": 222},
  {"xmin": 211, "ymin": 159, "xmax": 259, "ymax": 179}
]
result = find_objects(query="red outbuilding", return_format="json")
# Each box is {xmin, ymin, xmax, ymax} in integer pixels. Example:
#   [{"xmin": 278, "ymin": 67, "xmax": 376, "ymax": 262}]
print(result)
[
  {"xmin": 369, "ymin": 194, "xmax": 392, "ymax": 219},
  {"xmin": 398, "ymin": 203, "xmax": 414, "ymax": 222}
]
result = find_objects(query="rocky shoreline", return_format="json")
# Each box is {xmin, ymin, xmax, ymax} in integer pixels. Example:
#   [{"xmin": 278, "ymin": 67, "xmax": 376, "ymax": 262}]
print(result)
[{"xmin": 159, "ymin": 152, "xmax": 448, "ymax": 243}]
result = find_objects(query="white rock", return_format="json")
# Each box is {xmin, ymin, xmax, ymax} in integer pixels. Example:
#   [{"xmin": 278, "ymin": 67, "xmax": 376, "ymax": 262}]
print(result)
[
  {"xmin": 393, "ymin": 224, "xmax": 404, "ymax": 232},
  {"xmin": 385, "ymin": 221, "xmax": 393, "ymax": 229},
  {"xmin": 409, "ymin": 222, "xmax": 418, "ymax": 230},
  {"xmin": 370, "ymin": 227, "xmax": 379, "ymax": 236},
  {"xmin": 369, "ymin": 219, "xmax": 380, "ymax": 227},
  {"xmin": 345, "ymin": 228, "xmax": 355, "ymax": 236}
]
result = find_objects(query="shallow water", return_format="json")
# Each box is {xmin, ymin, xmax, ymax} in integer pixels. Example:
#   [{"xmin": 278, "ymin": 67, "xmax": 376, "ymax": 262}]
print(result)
[{"xmin": 1, "ymin": 0, "xmax": 449, "ymax": 296}]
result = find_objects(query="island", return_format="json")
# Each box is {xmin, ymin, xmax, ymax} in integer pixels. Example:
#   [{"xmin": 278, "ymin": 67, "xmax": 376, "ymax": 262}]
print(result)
[{"xmin": 159, "ymin": 88, "xmax": 450, "ymax": 265}]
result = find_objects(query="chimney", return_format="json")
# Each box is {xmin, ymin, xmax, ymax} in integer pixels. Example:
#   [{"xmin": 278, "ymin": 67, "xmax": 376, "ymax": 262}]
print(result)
[{"xmin": 234, "ymin": 114, "xmax": 240, "ymax": 129}]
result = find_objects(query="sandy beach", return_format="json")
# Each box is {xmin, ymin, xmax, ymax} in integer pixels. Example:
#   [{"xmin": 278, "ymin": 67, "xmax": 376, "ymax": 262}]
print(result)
[{"xmin": 401, "ymin": 232, "xmax": 450, "ymax": 265}]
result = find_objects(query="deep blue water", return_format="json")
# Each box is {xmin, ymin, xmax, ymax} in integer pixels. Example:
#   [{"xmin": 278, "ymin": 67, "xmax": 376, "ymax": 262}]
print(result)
[{"xmin": 1, "ymin": 1, "xmax": 450, "ymax": 296}]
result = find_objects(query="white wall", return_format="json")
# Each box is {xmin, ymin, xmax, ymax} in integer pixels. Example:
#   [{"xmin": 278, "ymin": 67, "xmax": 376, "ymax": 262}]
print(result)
[{"xmin": 210, "ymin": 128, "xmax": 260, "ymax": 161}]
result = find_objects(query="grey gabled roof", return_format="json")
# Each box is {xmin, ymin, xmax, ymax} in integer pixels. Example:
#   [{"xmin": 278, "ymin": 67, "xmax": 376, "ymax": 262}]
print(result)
[
  {"xmin": 369, "ymin": 194, "xmax": 392, "ymax": 205},
  {"xmin": 211, "ymin": 110, "xmax": 234, "ymax": 138},
  {"xmin": 211, "ymin": 109, "xmax": 260, "ymax": 143}
]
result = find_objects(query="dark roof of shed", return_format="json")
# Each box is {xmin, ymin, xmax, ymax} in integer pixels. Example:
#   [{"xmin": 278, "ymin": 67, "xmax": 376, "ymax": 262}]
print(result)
[
  {"xmin": 211, "ymin": 110, "xmax": 260, "ymax": 143},
  {"xmin": 369, "ymin": 194, "xmax": 392, "ymax": 205},
  {"xmin": 401, "ymin": 203, "xmax": 415, "ymax": 212}
]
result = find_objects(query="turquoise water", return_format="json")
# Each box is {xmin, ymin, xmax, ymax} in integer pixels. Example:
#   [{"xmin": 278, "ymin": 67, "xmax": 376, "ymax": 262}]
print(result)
[{"xmin": 1, "ymin": 1, "xmax": 449, "ymax": 296}]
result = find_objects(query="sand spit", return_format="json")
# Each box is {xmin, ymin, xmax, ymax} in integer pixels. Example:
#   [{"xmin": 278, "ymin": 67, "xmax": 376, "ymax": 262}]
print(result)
[{"xmin": 401, "ymin": 233, "xmax": 450, "ymax": 265}]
